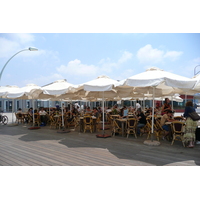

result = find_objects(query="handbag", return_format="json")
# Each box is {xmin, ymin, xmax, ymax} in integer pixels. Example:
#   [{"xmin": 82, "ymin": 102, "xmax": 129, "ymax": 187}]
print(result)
[{"xmin": 188, "ymin": 111, "xmax": 200, "ymax": 121}]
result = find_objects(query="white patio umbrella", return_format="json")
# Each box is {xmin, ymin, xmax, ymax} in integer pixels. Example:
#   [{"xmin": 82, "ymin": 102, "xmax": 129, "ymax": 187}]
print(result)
[
  {"xmin": 122, "ymin": 67, "xmax": 197, "ymax": 143},
  {"xmin": 77, "ymin": 75, "xmax": 121, "ymax": 137},
  {"xmin": 37, "ymin": 79, "xmax": 78, "ymax": 132},
  {"xmin": 0, "ymin": 85, "xmax": 19, "ymax": 125},
  {"xmin": 0, "ymin": 85, "xmax": 19, "ymax": 98},
  {"xmin": 5, "ymin": 84, "xmax": 42, "ymax": 128}
]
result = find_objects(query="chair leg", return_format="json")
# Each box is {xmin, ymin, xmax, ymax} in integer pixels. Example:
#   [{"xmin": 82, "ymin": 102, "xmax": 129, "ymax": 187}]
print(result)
[
  {"xmin": 134, "ymin": 132, "xmax": 137, "ymax": 138},
  {"xmin": 171, "ymin": 135, "xmax": 175, "ymax": 145}
]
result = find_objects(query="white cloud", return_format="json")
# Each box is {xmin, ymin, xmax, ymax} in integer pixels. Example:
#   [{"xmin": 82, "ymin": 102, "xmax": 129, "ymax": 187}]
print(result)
[
  {"xmin": 137, "ymin": 44, "xmax": 183, "ymax": 64},
  {"xmin": 0, "ymin": 33, "xmax": 37, "ymax": 58},
  {"xmin": 164, "ymin": 51, "xmax": 183, "ymax": 61},
  {"xmin": 23, "ymin": 73, "xmax": 64, "ymax": 86},
  {"xmin": 118, "ymin": 51, "xmax": 133, "ymax": 63},
  {"xmin": 137, "ymin": 44, "xmax": 164, "ymax": 64},
  {"xmin": 55, "ymin": 50, "xmax": 133, "ymax": 82},
  {"xmin": 56, "ymin": 59, "xmax": 99, "ymax": 77},
  {"xmin": 8, "ymin": 33, "xmax": 35, "ymax": 44},
  {"xmin": 0, "ymin": 37, "xmax": 20, "ymax": 58}
]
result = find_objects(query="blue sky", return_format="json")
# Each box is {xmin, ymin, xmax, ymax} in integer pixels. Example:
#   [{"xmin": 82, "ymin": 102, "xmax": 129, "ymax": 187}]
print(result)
[
  {"xmin": 0, "ymin": 33, "xmax": 199, "ymax": 87},
  {"xmin": 0, "ymin": 1, "xmax": 200, "ymax": 88}
]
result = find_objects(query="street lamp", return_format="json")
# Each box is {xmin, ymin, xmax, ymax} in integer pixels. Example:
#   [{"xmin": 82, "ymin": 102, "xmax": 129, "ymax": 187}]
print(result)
[
  {"xmin": 194, "ymin": 65, "xmax": 200, "ymax": 76},
  {"xmin": 0, "ymin": 47, "xmax": 38, "ymax": 82}
]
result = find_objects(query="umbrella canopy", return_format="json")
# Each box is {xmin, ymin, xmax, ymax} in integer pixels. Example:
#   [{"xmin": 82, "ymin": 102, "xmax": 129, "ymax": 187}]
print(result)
[
  {"xmin": 122, "ymin": 67, "xmax": 197, "ymax": 142},
  {"xmin": 190, "ymin": 74, "xmax": 200, "ymax": 94},
  {"xmin": 125, "ymin": 67, "xmax": 196, "ymax": 89},
  {"xmin": 5, "ymin": 84, "xmax": 42, "ymax": 99},
  {"xmin": 41, "ymin": 79, "xmax": 77, "ymax": 95},
  {"xmin": 77, "ymin": 75, "xmax": 121, "ymax": 134},
  {"xmin": 29, "ymin": 79, "xmax": 79, "ymax": 100},
  {"xmin": 0, "ymin": 85, "xmax": 19, "ymax": 98}
]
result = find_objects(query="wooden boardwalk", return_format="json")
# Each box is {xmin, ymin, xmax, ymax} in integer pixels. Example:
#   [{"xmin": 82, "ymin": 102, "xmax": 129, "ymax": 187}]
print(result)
[{"xmin": 0, "ymin": 124, "xmax": 200, "ymax": 166}]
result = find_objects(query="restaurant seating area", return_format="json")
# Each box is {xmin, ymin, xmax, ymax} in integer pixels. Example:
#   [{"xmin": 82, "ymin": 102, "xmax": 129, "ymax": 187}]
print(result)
[{"xmin": 12, "ymin": 106, "xmax": 188, "ymax": 148}]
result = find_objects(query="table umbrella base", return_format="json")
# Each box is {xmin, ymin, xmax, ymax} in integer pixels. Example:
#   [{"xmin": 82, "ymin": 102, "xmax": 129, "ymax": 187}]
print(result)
[
  {"xmin": 143, "ymin": 140, "xmax": 160, "ymax": 146},
  {"xmin": 57, "ymin": 129, "xmax": 70, "ymax": 134},
  {"xmin": 96, "ymin": 134, "xmax": 111, "ymax": 138},
  {"xmin": 28, "ymin": 126, "xmax": 41, "ymax": 130},
  {"xmin": 7, "ymin": 123, "xmax": 18, "ymax": 127},
  {"xmin": 100, "ymin": 127, "xmax": 110, "ymax": 130}
]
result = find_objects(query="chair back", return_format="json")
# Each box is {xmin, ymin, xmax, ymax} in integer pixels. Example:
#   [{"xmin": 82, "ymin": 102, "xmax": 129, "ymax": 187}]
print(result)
[
  {"xmin": 171, "ymin": 121, "xmax": 184, "ymax": 134},
  {"xmin": 173, "ymin": 116, "xmax": 184, "ymax": 121},
  {"xmin": 84, "ymin": 116, "xmax": 92, "ymax": 124},
  {"xmin": 127, "ymin": 118, "xmax": 137, "ymax": 128}
]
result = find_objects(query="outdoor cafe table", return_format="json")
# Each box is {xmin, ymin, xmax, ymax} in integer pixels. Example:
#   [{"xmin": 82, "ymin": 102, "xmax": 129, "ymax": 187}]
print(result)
[
  {"xmin": 110, "ymin": 115, "xmax": 120, "ymax": 118},
  {"xmin": 79, "ymin": 116, "xmax": 97, "ymax": 133},
  {"xmin": 116, "ymin": 118, "xmax": 127, "ymax": 137}
]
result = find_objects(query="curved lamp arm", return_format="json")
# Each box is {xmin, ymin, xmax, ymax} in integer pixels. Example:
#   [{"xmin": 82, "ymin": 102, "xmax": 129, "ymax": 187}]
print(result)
[
  {"xmin": 0, "ymin": 47, "xmax": 38, "ymax": 82},
  {"xmin": 194, "ymin": 65, "xmax": 200, "ymax": 76}
]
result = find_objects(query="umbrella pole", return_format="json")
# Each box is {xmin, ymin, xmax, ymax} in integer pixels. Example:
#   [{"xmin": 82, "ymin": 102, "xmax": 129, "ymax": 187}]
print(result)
[
  {"xmin": 49, "ymin": 100, "xmax": 50, "ymax": 114},
  {"xmin": 57, "ymin": 100, "xmax": 70, "ymax": 133},
  {"xmin": 171, "ymin": 95, "xmax": 173, "ymax": 111},
  {"xmin": 151, "ymin": 87, "xmax": 155, "ymax": 142},
  {"xmin": 102, "ymin": 91, "xmax": 105, "ymax": 133},
  {"xmin": 96, "ymin": 91, "xmax": 111, "ymax": 138},
  {"xmin": 32, "ymin": 99, "xmax": 35, "ymax": 126},
  {"xmin": 12, "ymin": 99, "xmax": 14, "ymax": 124},
  {"xmin": 28, "ymin": 99, "xmax": 40, "ymax": 129}
]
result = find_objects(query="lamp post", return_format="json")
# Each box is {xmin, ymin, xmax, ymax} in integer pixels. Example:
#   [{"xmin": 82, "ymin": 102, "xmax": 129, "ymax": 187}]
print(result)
[
  {"xmin": 0, "ymin": 47, "xmax": 38, "ymax": 82},
  {"xmin": 194, "ymin": 65, "xmax": 200, "ymax": 76},
  {"xmin": 0, "ymin": 47, "xmax": 38, "ymax": 126}
]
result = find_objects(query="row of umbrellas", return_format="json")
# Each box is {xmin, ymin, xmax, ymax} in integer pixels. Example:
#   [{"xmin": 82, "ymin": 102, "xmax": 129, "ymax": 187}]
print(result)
[
  {"xmin": 1, "ymin": 67, "xmax": 199, "ymax": 101},
  {"xmin": 1, "ymin": 67, "xmax": 200, "ymax": 139}
]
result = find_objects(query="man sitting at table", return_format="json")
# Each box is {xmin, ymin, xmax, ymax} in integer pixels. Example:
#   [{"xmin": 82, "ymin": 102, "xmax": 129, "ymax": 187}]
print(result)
[
  {"xmin": 136, "ymin": 108, "xmax": 147, "ymax": 135},
  {"xmin": 160, "ymin": 110, "xmax": 174, "ymax": 140}
]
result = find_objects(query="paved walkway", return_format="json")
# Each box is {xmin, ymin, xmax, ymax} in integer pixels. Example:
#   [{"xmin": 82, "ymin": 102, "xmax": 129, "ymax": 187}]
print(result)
[{"xmin": 0, "ymin": 119, "xmax": 200, "ymax": 166}]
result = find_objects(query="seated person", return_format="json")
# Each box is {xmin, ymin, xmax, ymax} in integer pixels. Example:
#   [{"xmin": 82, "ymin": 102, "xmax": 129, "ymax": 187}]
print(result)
[
  {"xmin": 160, "ymin": 110, "xmax": 174, "ymax": 140},
  {"xmin": 16, "ymin": 108, "xmax": 22, "ymax": 114},
  {"xmin": 136, "ymin": 108, "xmax": 147, "ymax": 135},
  {"xmin": 119, "ymin": 106, "xmax": 128, "ymax": 118},
  {"xmin": 161, "ymin": 98, "xmax": 172, "ymax": 115},
  {"xmin": 85, "ymin": 106, "xmax": 92, "ymax": 114},
  {"xmin": 16, "ymin": 108, "xmax": 24, "ymax": 123},
  {"xmin": 39, "ymin": 107, "xmax": 48, "ymax": 125},
  {"xmin": 145, "ymin": 107, "xmax": 152, "ymax": 117},
  {"xmin": 92, "ymin": 107, "xmax": 99, "ymax": 118},
  {"xmin": 123, "ymin": 106, "xmax": 128, "ymax": 118}
]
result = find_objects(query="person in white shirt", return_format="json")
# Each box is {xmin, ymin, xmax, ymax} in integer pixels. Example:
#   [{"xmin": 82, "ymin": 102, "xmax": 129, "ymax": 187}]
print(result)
[
  {"xmin": 39, "ymin": 107, "xmax": 47, "ymax": 125},
  {"xmin": 136, "ymin": 100, "xmax": 141, "ymax": 111}
]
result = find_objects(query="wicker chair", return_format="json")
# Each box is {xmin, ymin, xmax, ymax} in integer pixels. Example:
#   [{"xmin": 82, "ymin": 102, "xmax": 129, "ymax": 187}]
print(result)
[
  {"xmin": 171, "ymin": 121, "xmax": 185, "ymax": 147},
  {"xmin": 126, "ymin": 118, "xmax": 137, "ymax": 138},
  {"xmin": 83, "ymin": 116, "xmax": 93, "ymax": 133}
]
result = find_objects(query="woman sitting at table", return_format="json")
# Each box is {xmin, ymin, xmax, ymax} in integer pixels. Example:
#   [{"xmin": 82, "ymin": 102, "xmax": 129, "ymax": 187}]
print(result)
[
  {"xmin": 160, "ymin": 110, "xmax": 174, "ymax": 140},
  {"xmin": 111, "ymin": 105, "xmax": 119, "ymax": 115},
  {"xmin": 92, "ymin": 107, "xmax": 99, "ymax": 118},
  {"xmin": 161, "ymin": 98, "xmax": 172, "ymax": 115},
  {"xmin": 119, "ymin": 106, "xmax": 128, "ymax": 118}
]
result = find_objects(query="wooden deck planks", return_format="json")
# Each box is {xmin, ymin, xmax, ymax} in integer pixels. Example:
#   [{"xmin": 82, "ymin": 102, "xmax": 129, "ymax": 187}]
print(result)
[
  {"xmin": 0, "ymin": 135, "xmax": 133, "ymax": 166},
  {"xmin": 0, "ymin": 125, "xmax": 200, "ymax": 166}
]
